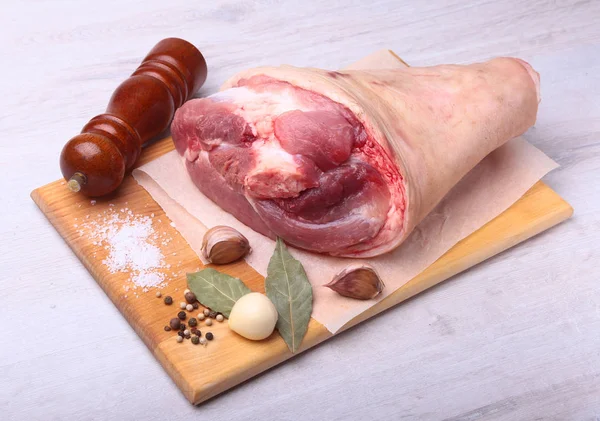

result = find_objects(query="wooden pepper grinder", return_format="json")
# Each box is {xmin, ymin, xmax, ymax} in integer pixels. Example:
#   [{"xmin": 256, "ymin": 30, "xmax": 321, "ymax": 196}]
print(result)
[{"xmin": 60, "ymin": 37, "xmax": 207, "ymax": 197}]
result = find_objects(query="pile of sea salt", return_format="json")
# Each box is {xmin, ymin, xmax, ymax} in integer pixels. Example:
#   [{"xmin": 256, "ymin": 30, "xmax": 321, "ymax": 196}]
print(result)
[{"xmin": 76, "ymin": 205, "xmax": 176, "ymax": 296}]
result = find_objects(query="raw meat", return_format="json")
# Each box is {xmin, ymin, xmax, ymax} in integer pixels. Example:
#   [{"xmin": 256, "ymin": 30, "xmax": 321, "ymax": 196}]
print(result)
[{"xmin": 171, "ymin": 58, "xmax": 540, "ymax": 257}]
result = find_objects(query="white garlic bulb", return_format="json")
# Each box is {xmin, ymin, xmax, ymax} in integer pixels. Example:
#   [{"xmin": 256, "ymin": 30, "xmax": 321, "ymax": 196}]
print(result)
[{"xmin": 228, "ymin": 292, "xmax": 278, "ymax": 340}]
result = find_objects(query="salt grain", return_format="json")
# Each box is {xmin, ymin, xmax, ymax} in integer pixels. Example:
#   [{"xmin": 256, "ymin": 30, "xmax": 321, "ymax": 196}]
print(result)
[{"xmin": 79, "ymin": 207, "xmax": 170, "ymax": 290}]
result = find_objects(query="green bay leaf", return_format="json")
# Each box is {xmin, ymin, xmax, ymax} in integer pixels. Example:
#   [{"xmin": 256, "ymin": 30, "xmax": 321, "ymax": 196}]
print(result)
[
  {"xmin": 187, "ymin": 268, "xmax": 251, "ymax": 318},
  {"xmin": 265, "ymin": 238, "xmax": 313, "ymax": 353}
]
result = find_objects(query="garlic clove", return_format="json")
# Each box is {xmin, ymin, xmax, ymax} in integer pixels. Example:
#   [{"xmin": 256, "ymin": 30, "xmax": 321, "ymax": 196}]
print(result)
[
  {"xmin": 202, "ymin": 225, "xmax": 250, "ymax": 264},
  {"xmin": 324, "ymin": 263, "xmax": 384, "ymax": 300},
  {"xmin": 228, "ymin": 292, "xmax": 278, "ymax": 340}
]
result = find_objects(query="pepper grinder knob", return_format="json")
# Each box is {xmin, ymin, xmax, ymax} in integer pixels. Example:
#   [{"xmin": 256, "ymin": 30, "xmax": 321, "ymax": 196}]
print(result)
[{"xmin": 60, "ymin": 37, "xmax": 207, "ymax": 197}]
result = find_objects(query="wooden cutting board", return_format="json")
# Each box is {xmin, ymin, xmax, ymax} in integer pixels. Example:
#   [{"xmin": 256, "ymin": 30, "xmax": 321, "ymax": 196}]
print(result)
[
  {"xmin": 31, "ymin": 138, "xmax": 572, "ymax": 404},
  {"xmin": 31, "ymin": 55, "xmax": 573, "ymax": 404}
]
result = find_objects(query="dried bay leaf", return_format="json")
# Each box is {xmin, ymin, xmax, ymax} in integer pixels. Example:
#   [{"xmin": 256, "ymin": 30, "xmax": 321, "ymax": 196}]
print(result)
[
  {"xmin": 187, "ymin": 268, "xmax": 251, "ymax": 318},
  {"xmin": 265, "ymin": 238, "xmax": 313, "ymax": 353}
]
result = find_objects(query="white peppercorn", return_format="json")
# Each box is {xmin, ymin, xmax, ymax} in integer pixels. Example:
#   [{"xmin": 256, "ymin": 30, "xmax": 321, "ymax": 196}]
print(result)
[
  {"xmin": 155, "ymin": 291, "xmax": 162, "ymax": 298},
  {"xmin": 197, "ymin": 313, "xmax": 206, "ymax": 320},
  {"xmin": 199, "ymin": 337, "xmax": 207, "ymax": 346},
  {"xmin": 180, "ymin": 302, "xmax": 186, "ymax": 309},
  {"xmin": 186, "ymin": 304, "xmax": 194, "ymax": 312},
  {"xmin": 203, "ymin": 308, "xmax": 210, "ymax": 317},
  {"xmin": 183, "ymin": 329, "xmax": 190, "ymax": 336},
  {"xmin": 216, "ymin": 314, "xmax": 224, "ymax": 322},
  {"xmin": 205, "ymin": 319, "xmax": 213, "ymax": 326},
  {"xmin": 176, "ymin": 336, "xmax": 183, "ymax": 343}
]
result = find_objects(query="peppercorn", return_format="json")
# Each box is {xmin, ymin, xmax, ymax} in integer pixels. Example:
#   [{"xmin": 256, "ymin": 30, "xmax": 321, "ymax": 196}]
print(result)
[
  {"xmin": 176, "ymin": 336, "xmax": 183, "ymax": 343},
  {"xmin": 205, "ymin": 319, "xmax": 213, "ymax": 326},
  {"xmin": 179, "ymin": 323, "xmax": 186, "ymax": 331},
  {"xmin": 155, "ymin": 291, "xmax": 162, "ymax": 298},
  {"xmin": 185, "ymin": 291, "xmax": 197, "ymax": 304},
  {"xmin": 169, "ymin": 318, "xmax": 181, "ymax": 330},
  {"xmin": 183, "ymin": 329, "xmax": 190, "ymax": 336},
  {"xmin": 203, "ymin": 309, "xmax": 210, "ymax": 317},
  {"xmin": 177, "ymin": 311, "xmax": 187, "ymax": 320},
  {"xmin": 186, "ymin": 304, "xmax": 194, "ymax": 312},
  {"xmin": 188, "ymin": 318, "xmax": 197, "ymax": 327},
  {"xmin": 185, "ymin": 333, "xmax": 191, "ymax": 339},
  {"xmin": 191, "ymin": 328, "xmax": 201, "ymax": 336},
  {"xmin": 184, "ymin": 289, "xmax": 190, "ymax": 294},
  {"xmin": 179, "ymin": 302, "xmax": 187, "ymax": 309},
  {"xmin": 164, "ymin": 326, "xmax": 172, "ymax": 332},
  {"xmin": 216, "ymin": 314, "xmax": 224, "ymax": 322},
  {"xmin": 199, "ymin": 337, "xmax": 207, "ymax": 346},
  {"xmin": 164, "ymin": 296, "xmax": 173, "ymax": 305},
  {"xmin": 197, "ymin": 313, "xmax": 206, "ymax": 321},
  {"xmin": 208, "ymin": 310, "xmax": 218, "ymax": 319},
  {"xmin": 206, "ymin": 332, "xmax": 214, "ymax": 341},
  {"xmin": 192, "ymin": 302, "xmax": 199, "ymax": 309},
  {"xmin": 191, "ymin": 335, "xmax": 200, "ymax": 345},
  {"xmin": 177, "ymin": 331, "xmax": 184, "ymax": 338}
]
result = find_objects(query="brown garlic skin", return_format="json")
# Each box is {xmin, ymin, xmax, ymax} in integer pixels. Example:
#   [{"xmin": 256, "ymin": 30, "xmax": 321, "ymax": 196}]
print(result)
[
  {"xmin": 324, "ymin": 264, "xmax": 384, "ymax": 300},
  {"xmin": 202, "ymin": 226, "xmax": 250, "ymax": 264}
]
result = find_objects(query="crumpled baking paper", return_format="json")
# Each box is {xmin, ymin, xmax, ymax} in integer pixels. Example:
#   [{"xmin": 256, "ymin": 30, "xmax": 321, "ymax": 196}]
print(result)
[{"xmin": 133, "ymin": 50, "xmax": 558, "ymax": 333}]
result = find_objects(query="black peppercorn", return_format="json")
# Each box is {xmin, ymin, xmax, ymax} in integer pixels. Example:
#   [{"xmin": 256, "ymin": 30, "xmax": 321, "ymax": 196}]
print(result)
[
  {"xmin": 205, "ymin": 332, "xmax": 214, "ymax": 341},
  {"xmin": 177, "ymin": 331, "xmax": 184, "ymax": 337},
  {"xmin": 169, "ymin": 318, "xmax": 181, "ymax": 330},
  {"xmin": 177, "ymin": 311, "xmax": 187, "ymax": 320},
  {"xmin": 191, "ymin": 328, "xmax": 201, "ymax": 336},
  {"xmin": 191, "ymin": 335, "xmax": 200, "ymax": 344},
  {"xmin": 192, "ymin": 302, "xmax": 199, "ymax": 309},
  {"xmin": 164, "ymin": 296, "xmax": 173, "ymax": 305},
  {"xmin": 208, "ymin": 311, "xmax": 217, "ymax": 319},
  {"xmin": 188, "ymin": 318, "xmax": 197, "ymax": 327},
  {"xmin": 185, "ymin": 333, "xmax": 191, "ymax": 339},
  {"xmin": 179, "ymin": 323, "xmax": 186, "ymax": 331},
  {"xmin": 184, "ymin": 291, "xmax": 197, "ymax": 304},
  {"xmin": 164, "ymin": 326, "xmax": 172, "ymax": 332}
]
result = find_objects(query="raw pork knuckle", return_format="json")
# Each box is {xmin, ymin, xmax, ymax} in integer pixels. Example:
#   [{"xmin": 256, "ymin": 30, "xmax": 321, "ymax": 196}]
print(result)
[{"xmin": 171, "ymin": 58, "xmax": 540, "ymax": 257}]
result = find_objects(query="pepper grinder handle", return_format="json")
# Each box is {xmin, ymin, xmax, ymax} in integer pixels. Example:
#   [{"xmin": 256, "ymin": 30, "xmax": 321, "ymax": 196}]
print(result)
[{"xmin": 59, "ymin": 37, "xmax": 207, "ymax": 197}]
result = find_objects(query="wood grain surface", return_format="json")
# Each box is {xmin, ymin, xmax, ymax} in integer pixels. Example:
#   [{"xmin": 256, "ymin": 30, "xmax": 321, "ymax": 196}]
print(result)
[
  {"xmin": 2, "ymin": 0, "xmax": 600, "ymax": 419},
  {"xmin": 30, "ymin": 126, "xmax": 572, "ymax": 404}
]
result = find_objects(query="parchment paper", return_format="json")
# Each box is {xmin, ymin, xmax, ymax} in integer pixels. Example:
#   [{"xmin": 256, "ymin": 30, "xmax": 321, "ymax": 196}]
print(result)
[{"xmin": 133, "ymin": 50, "xmax": 558, "ymax": 333}]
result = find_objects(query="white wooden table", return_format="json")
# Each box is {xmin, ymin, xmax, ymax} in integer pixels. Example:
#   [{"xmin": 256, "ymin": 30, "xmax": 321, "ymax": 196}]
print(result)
[{"xmin": 1, "ymin": 1, "xmax": 599, "ymax": 419}]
